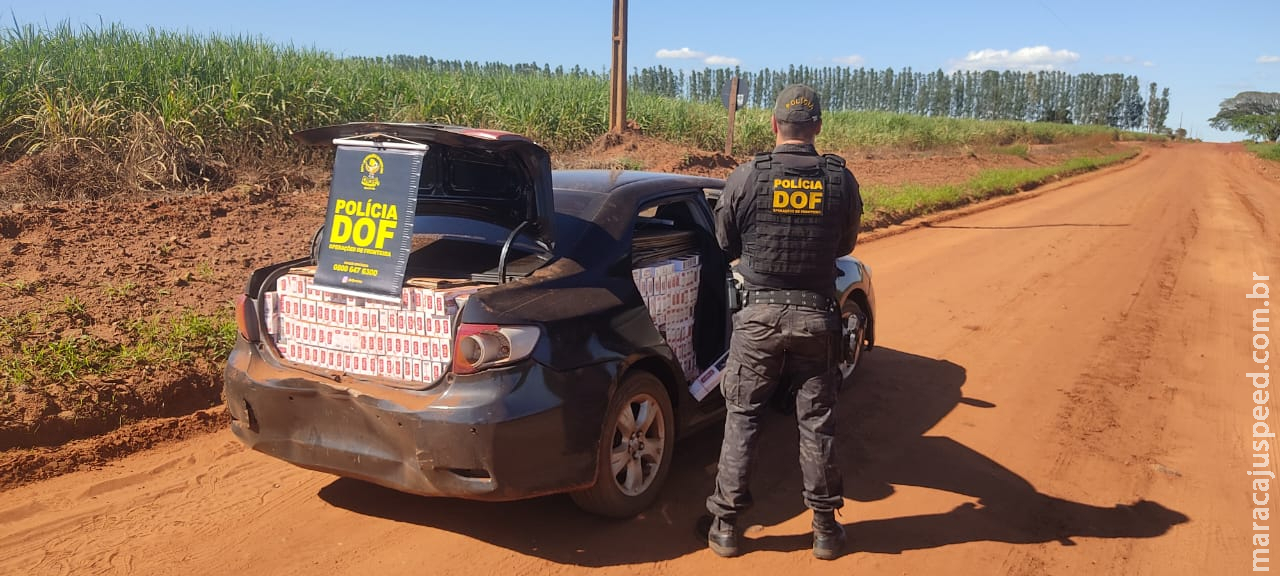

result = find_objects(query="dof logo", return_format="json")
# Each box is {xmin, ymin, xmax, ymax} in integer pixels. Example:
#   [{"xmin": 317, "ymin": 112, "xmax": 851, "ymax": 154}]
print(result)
[
  {"xmin": 771, "ymin": 178, "xmax": 825, "ymax": 215},
  {"xmin": 360, "ymin": 153, "xmax": 385, "ymax": 191}
]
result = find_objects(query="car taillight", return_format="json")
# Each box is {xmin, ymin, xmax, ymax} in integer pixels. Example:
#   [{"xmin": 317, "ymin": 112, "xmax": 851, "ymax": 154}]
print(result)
[
  {"xmin": 234, "ymin": 294, "xmax": 260, "ymax": 342},
  {"xmin": 453, "ymin": 323, "xmax": 540, "ymax": 375}
]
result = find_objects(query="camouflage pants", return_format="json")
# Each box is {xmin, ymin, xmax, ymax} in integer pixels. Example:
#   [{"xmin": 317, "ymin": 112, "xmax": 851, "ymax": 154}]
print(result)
[{"xmin": 705, "ymin": 303, "xmax": 844, "ymax": 522}]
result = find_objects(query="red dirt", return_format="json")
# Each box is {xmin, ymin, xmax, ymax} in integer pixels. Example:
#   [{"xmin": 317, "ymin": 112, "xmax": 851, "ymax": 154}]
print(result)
[
  {"xmin": 0, "ymin": 142, "xmax": 1273, "ymax": 575},
  {"xmin": 0, "ymin": 136, "xmax": 1130, "ymax": 482}
]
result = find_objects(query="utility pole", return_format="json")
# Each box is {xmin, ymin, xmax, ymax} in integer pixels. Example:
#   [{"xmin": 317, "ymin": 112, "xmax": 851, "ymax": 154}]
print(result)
[
  {"xmin": 725, "ymin": 76, "xmax": 739, "ymax": 155},
  {"xmin": 609, "ymin": 0, "xmax": 628, "ymax": 134}
]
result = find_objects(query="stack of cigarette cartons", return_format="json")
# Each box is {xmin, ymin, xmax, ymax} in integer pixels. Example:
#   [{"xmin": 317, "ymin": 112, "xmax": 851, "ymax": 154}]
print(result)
[
  {"xmin": 262, "ymin": 271, "xmax": 477, "ymax": 385},
  {"xmin": 632, "ymin": 254, "xmax": 701, "ymax": 380}
]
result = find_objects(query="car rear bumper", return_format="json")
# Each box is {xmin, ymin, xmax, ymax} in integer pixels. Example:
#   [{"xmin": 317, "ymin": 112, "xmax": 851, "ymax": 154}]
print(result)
[{"xmin": 223, "ymin": 339, "xmax": 610, "ymax": 501}]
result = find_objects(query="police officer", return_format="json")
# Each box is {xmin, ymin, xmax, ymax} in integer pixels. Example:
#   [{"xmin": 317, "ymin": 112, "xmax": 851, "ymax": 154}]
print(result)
[{"xmin": 706, "ymin": 84, "xmax": 863, "ymax": 560}]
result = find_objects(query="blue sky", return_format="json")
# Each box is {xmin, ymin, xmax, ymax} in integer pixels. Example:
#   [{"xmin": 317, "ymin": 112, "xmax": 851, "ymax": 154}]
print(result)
[{"xmin": 4, "ymin": 1, "xmax": 1277, "ymax": 142}]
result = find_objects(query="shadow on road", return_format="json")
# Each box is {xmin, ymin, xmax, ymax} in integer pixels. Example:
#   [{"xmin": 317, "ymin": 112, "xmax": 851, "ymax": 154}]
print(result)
[{"xmin": 318, "ymin": 347, "xmax": 1187, "ymax": 565}]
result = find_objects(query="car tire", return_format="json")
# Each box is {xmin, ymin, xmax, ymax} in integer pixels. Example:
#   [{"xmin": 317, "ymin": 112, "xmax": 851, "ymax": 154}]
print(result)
[
  {"xmin": 570, "ymin": 370, "xmax": 675, "ymax": 518},
  {"xmin": 839, "ymin": 299, "xmax": 868, "ymax": 384}
]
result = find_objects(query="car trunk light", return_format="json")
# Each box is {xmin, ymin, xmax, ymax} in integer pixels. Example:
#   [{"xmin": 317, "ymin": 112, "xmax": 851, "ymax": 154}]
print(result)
[
  {"xmin": 453, "ymin": 323, "xmax": 540, "ymax": 375},
  {"xmin": 234, "ymin": 294, "xmax": 260, "ymax": 342}
]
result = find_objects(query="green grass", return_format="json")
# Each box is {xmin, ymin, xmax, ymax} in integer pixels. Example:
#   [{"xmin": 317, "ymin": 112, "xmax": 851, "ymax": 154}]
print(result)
[
  {"xmin": 1245, "ymin": 142, "xmax": 1280, "ymax": 162},
  {"xmin": 0, "ymin": 21, "xmax": 1156, "ymax": 166},
  {"xmin": 195, "ymin": 262, "xmax": 216, "ymax": 282},
  {"xmin": 0, "ymin": 309, "xmax": 235, "ymax": 392},
  {"xmin": 101, "ymin": 281, "xmax": 137, "ymax": 300},
  {"xmin": 59, "ymin": 295, "xmax": 89, "ymax": 322},
  {"xmin": 121, "ymin": 310, "xmax": 237, "ymax": 365},
  {"xmin": 863, "ymin": 148, "xmax": 1140, "ymax": 225},
  {"xmin": 990, "ymin": 143, "xmax": 1030, "ymax": 159},
  {"xmin": 0, "ymin": 279, "xmax": 45, "ymax": 295},
  {"xmin": 0, "ymin": 311, "xmax": 41, "ymax": 350}
]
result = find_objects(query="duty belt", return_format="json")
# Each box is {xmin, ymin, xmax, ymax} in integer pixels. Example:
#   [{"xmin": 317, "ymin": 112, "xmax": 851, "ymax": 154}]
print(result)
[{"xmin": 745, "ymin": 290, "xmax": 835, "ymax": 311}]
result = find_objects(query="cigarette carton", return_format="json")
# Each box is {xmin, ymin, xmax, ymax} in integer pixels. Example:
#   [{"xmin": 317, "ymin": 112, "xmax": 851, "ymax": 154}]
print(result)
[{"xmin": 689, "ymin": 351, "xmax": 730, "ymax": 401}]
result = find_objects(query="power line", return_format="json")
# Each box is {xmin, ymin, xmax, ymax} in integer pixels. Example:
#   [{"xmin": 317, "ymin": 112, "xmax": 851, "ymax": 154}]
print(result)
[{"xmin": 1037, "ymin": 1, "xmax": 1076, "ymax": 36}]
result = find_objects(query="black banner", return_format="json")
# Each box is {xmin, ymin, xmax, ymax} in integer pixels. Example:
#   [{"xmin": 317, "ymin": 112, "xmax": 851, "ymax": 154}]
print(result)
[{"xmin": 314, "ymin": 145, "xmax": 423, "ymax": 302}]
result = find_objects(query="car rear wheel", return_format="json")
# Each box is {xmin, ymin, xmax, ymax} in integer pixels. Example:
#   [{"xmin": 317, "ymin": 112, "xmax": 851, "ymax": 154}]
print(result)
[
  {"xmin": 839, "ymin": 299, "xmax": 868, "ymax": 383},
  {"xmin": 570, "ymin": 370, "xmax": 675, "ymax": 518}
]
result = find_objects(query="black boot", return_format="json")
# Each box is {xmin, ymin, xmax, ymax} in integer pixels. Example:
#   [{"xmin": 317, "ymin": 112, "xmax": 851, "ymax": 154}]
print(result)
[
  {"xmin": 812, "ymin": 510, "xmax": 846, "ymax": 560},
  {"xmin": 707, "ymin": 517, "xmax": 741, "ymax": 558}
]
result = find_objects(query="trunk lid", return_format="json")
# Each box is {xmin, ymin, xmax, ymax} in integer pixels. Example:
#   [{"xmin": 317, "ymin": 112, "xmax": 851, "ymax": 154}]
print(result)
[{"xmin": 293, "ymin": 122, "xmax": 556, "ymax": 250}]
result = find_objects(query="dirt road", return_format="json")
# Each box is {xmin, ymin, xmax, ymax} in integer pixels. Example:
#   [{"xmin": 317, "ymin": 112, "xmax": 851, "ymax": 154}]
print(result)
[{"xmin": 1, "ymin": 143, "xmax": 1276, "ymax": 575}]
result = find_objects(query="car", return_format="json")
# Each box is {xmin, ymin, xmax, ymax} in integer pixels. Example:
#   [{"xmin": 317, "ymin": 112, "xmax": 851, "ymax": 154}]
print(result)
[{"xmin": 223, "ymin": 122, "xmax": 875, "ymax": 518}]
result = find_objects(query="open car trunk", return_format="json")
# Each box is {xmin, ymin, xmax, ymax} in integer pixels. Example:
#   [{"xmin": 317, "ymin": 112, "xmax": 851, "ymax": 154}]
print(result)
[
  {"xmin": 294, "ymin": 122, "xmax": 558, "ymax": 253},
  {"xmin": 252, "ymin": 123, "xmax": 562, "ymax": 390}
]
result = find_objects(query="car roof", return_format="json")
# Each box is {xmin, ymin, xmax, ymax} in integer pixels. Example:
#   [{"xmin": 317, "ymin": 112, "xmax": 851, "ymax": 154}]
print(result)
[
  {"xmin": 545, "ymin": 170, "xmax": 724, "ymax": 266},
  {"xmin": 551, "ymin": 169, "xmax": 724, "ymax": 221}
]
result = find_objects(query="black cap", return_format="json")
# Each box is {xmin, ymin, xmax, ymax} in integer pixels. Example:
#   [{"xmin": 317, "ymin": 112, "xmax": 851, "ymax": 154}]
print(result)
[{"xmin": 773, "ymin": 84, "xmax": 822, "ymax": 123}]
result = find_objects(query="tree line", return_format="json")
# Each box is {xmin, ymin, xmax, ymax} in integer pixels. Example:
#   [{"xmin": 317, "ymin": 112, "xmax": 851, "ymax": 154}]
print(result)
[
  {"xmin": 637, "ymin": 65, "xmax": 1171, "ymax": 132},
  {"xmin": 363, "ymin": 56, "xmax": 1172, "ymax": 133}
]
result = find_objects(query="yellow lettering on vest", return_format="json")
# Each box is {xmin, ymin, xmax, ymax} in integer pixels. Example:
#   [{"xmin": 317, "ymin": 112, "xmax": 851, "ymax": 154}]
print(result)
[
  {"xmin": 774, "ymin": 178, "xmax": 823, "ymax": 190},
  {"xmin": 773, "ymin": 190, "xmax": 790, "ymax": 208},
  {"xmin": 810, "ymin": 191, "xmax": 823, "ymax": 209},
  {"xmin": 790, "ymin": 191, "xmax": 808, "ymax": 210}
]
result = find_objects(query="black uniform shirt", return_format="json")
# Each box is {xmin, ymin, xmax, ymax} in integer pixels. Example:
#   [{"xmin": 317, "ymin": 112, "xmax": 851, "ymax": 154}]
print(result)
[{"xmin": 715, "ymin": 143, "xmax": 863, "ymax": 292}]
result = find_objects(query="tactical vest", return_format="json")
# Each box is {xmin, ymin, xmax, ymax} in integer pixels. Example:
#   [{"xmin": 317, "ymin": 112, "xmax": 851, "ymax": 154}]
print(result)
[{"xmin": 740, "ymin": 152, "xmax": 847, "ymax": 287}]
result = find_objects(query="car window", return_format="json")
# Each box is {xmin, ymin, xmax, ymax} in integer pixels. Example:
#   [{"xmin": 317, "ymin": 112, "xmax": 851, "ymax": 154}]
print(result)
[{"xmin": 417, "ymin": 146, "xmax": 525, "ymax": 201}]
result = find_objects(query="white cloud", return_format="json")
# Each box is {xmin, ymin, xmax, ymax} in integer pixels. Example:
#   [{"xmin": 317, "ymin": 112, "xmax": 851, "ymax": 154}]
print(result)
[
  {"xmin": 656, "ymin": 47, "xmax": 705, "ymax": 59},
  {"xmin": 1142, "ymin": 61, "xmax": 1155, "ymax": 67},
  {"xmin": 656, "ymin": 47, "xmax": 740, "ymax": 66},
  {"xmin": 704, "ymin": 55, "xmax": 741, "ymax": 66},
  {"xmin": 1259, "ymin": 55, "xmax": 1280, "ymax": 64},
  {"xmin": 952, "ymin": 45, "xmax": 1080, "ymax": 71},
  {"xmin": 833, "ymin": 54, "xmax": 865, "ymax": 66}
]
